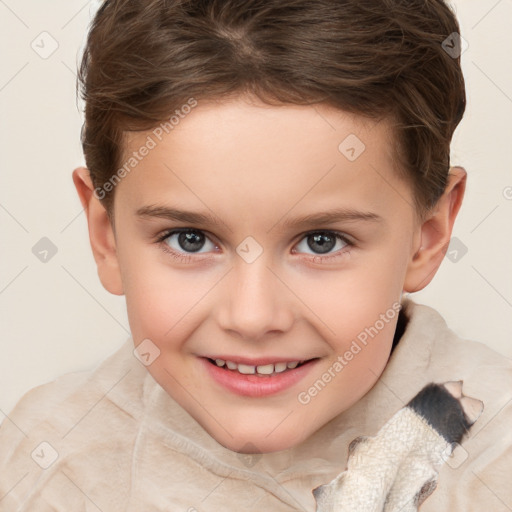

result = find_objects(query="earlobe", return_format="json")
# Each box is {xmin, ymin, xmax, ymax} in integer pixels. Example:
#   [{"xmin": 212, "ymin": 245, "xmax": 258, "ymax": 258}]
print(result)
[
  {"xmin": 403, "ymin": 166, "xmax": 466, "ymax": 293},
  {"xmin": 72, "ymin": 167, "xmax": 124, "ymax": 296}
]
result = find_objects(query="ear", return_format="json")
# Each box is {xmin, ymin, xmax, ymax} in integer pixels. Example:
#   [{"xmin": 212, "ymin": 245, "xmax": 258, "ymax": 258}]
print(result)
[
  {"xmin": 72, "ymin": 166, "xmax": 124, "ymax": 295},
  {"xmin": 403, "ymin": 166, "xmax": 466, "ymax": 293}
]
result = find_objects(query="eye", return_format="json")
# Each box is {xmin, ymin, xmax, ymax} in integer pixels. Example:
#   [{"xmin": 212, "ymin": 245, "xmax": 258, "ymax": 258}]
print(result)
[
  {"xmin": 293, "ymin": 231, "xmax": 350, "ymax": 256},
  {"xmin": 160, "ymin": 229, "xmax": 217, "ymax": 254},
  {"xmin": 156, "ymin": 228, "xmax": 352, "ymax": 263}
]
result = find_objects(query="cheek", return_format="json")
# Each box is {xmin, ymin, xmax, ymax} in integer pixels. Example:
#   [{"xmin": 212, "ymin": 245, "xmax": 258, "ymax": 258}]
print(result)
[
  {"xmin": 289, "ymin": 260, "xmax": 404, "ymax": 345},
  {"xmin": 327, "ymin": 298, "xmax": 399, "ymax": 377},
  {"xmin": 117, "ymin": 241, "xmax": 210, "ymax": 342},
  {"xmin": 284, "ymin": 240, "xmax": 409, "ymax": 382},
  {"xmin": 124, "ymin": 273, "xmax": 206, "ymax": 343}
]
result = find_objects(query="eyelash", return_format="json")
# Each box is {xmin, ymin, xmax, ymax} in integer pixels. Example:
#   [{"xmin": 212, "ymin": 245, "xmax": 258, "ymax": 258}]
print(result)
[{"xmin": 155, "ymin": 228, "xmax": 354, "ymax": 264}]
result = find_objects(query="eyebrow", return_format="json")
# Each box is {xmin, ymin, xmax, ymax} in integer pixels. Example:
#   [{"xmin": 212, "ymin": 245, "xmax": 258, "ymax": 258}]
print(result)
[
  {"xmin": 278, "ymin": 208, "xmax": 383, "ymax": 229},
  {"xmin": 135, "ymin": 204, "xmax": 383, "ymax": 230},
  {"xmin": 136, "ymin": 205, "xmax": 220, "ymax": 225}
]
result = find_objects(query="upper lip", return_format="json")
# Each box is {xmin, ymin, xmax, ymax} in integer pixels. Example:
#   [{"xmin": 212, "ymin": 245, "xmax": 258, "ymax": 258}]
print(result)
[{"xmin": 202, "ymin": 355, "xmax": 316, "ymax": 366}]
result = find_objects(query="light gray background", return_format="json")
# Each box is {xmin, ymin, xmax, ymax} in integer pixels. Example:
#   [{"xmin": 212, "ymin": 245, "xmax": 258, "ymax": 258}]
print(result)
[{"xmin": 1, "ymin": 0, "xmax": 511, "ymax": 416}]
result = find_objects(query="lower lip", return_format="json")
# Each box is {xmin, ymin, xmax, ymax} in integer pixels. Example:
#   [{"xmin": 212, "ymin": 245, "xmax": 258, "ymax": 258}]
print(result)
[{"xmin": 201, "ymin": 357, "xmax": 318, "ymax": 397}]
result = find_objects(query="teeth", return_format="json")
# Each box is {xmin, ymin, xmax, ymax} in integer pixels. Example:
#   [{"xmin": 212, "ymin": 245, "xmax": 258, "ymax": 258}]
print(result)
[
  {"xmin": 237, "ymin": 364, "xmax": 255, "ymax": 374},
  {"xmin": 256, "ymin": 364, "xmax": 274, "ymax": 375},
  {"xmin": 212, "ymin": 358, "xmax": 303, "ymax": 375},
  {"xmin": 274, "ymin": 362, "xmax": 287, "ymax": 373}
]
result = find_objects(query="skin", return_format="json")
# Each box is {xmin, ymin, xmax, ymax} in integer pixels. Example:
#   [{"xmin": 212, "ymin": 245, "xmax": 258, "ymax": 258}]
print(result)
[{"xmin": 73, "ymin": 94, "xmax": 466, "ymax": 453}]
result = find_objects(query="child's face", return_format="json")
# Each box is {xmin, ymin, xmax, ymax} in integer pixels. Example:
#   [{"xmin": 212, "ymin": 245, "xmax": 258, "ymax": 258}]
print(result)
[{"xmin": 96, "ymin": 96, "xmax": 427, "ymax": 452}]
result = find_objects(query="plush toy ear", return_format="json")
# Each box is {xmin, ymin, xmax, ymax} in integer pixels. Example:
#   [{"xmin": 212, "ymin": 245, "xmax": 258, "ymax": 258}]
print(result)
[
  {"xmin": 312, "ymin": 483, "xmax": 330, "ymax": 507},
  {"xmin": 413, "ymin": 476, "xmax": 438, "ymax": 508},
  {"xmin": 348, "ymin": 435, "xmax": 370, "ymax": 456},
  {"xmin": 460, "ymin": 396, "xmax": 484, "ymax": 425},
  {"xmin": 313, "ymin": 381, "xmax": 485, "ymax": 512},
  {"xmin": 443, "ymin": 380, "xmax": 463, "ymax": 398},
  {"xmin": 313, "ymin": 475, "xmax": 345, "ymax": 512},
  {"xmin": 312, "ymin": 483, "xmax": 327, "ymax": 500}
]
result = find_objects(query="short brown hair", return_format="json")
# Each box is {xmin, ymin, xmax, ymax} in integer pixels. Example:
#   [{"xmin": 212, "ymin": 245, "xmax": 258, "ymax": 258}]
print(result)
[{"xmin": 78, "ymin": 0, "xmax": 466, "ymax": 219}]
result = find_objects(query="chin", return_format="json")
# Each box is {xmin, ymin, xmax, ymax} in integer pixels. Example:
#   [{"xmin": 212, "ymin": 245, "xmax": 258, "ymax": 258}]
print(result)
[{"xmin": 210, "ymin": 423, "xmax": 310, "ymax": 454}]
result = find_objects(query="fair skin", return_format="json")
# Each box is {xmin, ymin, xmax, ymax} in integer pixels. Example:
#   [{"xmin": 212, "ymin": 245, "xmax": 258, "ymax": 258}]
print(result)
[{"xmin": 73, "ymin": 95, "xmax": 466, "ymax": 453}]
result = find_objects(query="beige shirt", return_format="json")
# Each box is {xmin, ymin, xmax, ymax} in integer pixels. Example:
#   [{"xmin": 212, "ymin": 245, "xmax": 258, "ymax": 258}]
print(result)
[{"xmin": 0, "ymin": 299, "xmax": 511, "ymax": 511}]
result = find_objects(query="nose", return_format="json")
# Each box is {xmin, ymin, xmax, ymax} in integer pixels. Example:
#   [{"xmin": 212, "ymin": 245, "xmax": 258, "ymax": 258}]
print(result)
[{"xmin": 217, "ymin": 257, "xmax": 295, "ymax": 341}]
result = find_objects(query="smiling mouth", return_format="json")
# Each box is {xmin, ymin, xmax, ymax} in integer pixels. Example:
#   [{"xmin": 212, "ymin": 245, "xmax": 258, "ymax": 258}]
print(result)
[{"xmin": 206, "ymin": 357, "xmax": 315, "ymax": 377}]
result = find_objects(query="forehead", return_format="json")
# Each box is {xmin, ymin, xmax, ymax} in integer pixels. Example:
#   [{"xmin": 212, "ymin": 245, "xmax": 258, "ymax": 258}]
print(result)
[
  {"xmin": 116, "ymin": 96, "xmax": 411, "ymax": 225},
  {"xmin": 123, "ymin": 96, "xmax": 394, "ymax": 161}
]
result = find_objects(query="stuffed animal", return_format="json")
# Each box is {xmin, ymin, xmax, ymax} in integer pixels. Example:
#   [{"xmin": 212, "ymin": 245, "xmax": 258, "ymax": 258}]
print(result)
[{"xmin": 313, "ymin": 381, "xmax": 484, "ymax": 512}]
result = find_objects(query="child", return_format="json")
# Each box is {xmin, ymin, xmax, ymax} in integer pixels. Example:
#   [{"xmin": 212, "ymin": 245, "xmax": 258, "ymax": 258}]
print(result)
[{"xmin": 1, "ymin": 0, "xmax": 510, "ymax": 510}]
